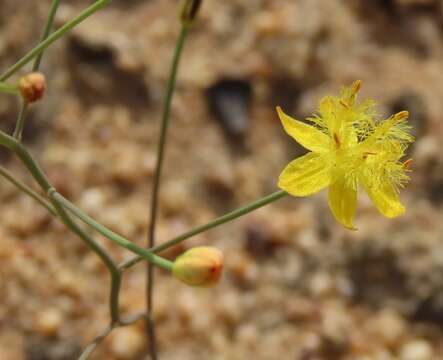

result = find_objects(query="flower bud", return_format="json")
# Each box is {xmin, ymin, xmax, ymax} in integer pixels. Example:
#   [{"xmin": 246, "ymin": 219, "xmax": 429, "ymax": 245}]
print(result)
[
  {"xmin": 18, "ymin": 72, "xmax": 46, "ymax": 103},
  {"xmin": 180, "ymin": 0, "xmax": 203, "ymax": 26},
  {"xmin": 172, "ymin": 246, "xmax": 223, "ymax": 287}
]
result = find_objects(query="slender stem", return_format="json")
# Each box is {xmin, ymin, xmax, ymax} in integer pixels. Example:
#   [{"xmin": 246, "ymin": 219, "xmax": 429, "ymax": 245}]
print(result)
[
  {"xmin": 78, "ymin": 313, "xmax": 146, "ymax": 360},
  {"xmin": 50, "ymin": 196, "xmax": 123, "ymax": 324},
  {"xmin": 0, "ymin": 0, "xmax": 111, "ymax": 82},
  {"xmin": 33, "ymin": 0, "xmax": 61, "ymax": 71},
  {"xmin": 0, "ymin": 165, "xmax": 57, "ymax": 215},
  {"xmin": 79, "ymin": 324, "xmax": 113, "ymax": 360},
  {"xmin": 50, "ymin": 191, "xmax": 174, "ymax": 271},
  {"xmin": 145, "ymin": 25, "xmax": 189, "ymax": 359},
  {"xmin": 0, "ymin": 130, "xmax": 121, "ymax": 323},
  {"xmin": 0, "ymin": 82, "xmax": 18, "ymax": 95},
  {"xmin": 121, "ymin": 190, "xmax": 288, "ymax": 270},
  {"xmin": 13, "ymin": 0, "xmax": 60, "ymax": 141},
  {"xmin": 109, "ymin": 274, "xmax": 122, "ymax": 325},
  {"xmin": 153, "ymin": 190, "xmax": 287, "ymax": 252},
  {"xmin": 13, "ymin": 100, "xmax": 29, "ymax": 141}
]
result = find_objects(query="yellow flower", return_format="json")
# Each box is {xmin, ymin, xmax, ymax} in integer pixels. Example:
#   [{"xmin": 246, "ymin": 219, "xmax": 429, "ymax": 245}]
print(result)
[{"xmin": 277, "ymin": 80, "xmax": 413, "ymax": 229}]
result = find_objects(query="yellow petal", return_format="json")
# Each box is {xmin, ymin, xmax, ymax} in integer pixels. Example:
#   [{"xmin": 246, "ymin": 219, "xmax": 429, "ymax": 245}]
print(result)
[
  {"xmin": 362, "ymin": 180, "xmax": 405, "ymax": 218},
  {"xmin": 277, "ymin": 106, "xmax": 330, "ymax": 153},
  {"xmin": 328, "ymin": 178, "xmax": 357, "ymax": 230},
  {"xmin": 278, "ymin": 152, "xmax": 331, "ymax": 196}
]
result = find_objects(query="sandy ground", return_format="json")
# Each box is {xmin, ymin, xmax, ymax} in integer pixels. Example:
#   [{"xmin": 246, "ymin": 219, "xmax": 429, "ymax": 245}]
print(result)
[{"xmin": 1, "ymin": 0, "xmax": 443, "ymax": 359}]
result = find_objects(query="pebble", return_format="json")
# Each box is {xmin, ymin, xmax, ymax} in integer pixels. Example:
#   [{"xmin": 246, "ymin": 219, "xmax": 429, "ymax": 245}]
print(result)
[
  {"xmin": 236, "ymin": 323, "xmax": 259, "ymax": 345},
  {"xmin": 400, "ymin": 340, "xmax": 434, "ymax": 360},
  {"xmin": 228, "ymin": 252, "xmax": 259, "ymax": 288},
  {"xmin": 161, "ymin": 181, "xmax": 190, "ymax": 216},
  {"xmin": 217, "ymin": 291, "xmax": 243, "ymax": 325},
  {"xmin": 369, "ymin": 310, "xmax": 406, "ymax": 347},
  {"xmin": 34, "ymin": 308, "xmax": 64, "ymax": 337},
  {"xmin": 110, "ymin": 327, "xmax": 145, "ymax": 359},
  {"xmin": 309, "ymin": 272, "xmax": 334, "ymax": 297}
]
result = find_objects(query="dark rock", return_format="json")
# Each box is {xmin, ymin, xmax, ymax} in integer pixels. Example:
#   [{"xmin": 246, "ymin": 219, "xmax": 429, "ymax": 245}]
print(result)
[
  {"xmin": 206, "ymin": 78, "xmax": 252, "ymax": 143},
  {"xmin": 269, "ymin": 76, "xmax": 301, "ymax": 114},
  {"xmin": 67, "ymin": 37, "xmax": 150, "ymax": 110},
  {"xmin": 412, "ymin": 293, "xmax": 443, "ymax": 329},
  {"xmin": 26, "ymin": 336, "xmax": 81, "ymax": 360},
  {"xmin": 348, "ymin": 242, "xmax": 409, "ymax": 307},
  {"xmin": 244, "ymin": 221, "xmax": 280, "ymax": 258}
]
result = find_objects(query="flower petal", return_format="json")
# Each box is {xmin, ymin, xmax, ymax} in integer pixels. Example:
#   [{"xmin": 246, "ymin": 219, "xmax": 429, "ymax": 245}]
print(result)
[
  {"xmin": 277, "ymin": 106, "xmax": 330, "ymax": 153},
  {"xmin": 362, "ymin": 180, "xmax": 405, "ymax": 218},
  {"xmin": 278, "ymin": 152, "xmax": 331, "ymax": 196},
  {"xmin": 328, "ymin": 178, "xmax": 357, "ymax": 230}
]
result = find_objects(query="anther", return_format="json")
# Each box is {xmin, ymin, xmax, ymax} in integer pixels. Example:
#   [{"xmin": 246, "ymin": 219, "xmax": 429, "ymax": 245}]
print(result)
[
  {"xmin": 339, "ymin": 100, "xmax": 350, "ymax": 109},
  {"xmin": 333, "ymin": 133, "xmax": 341, "ymax": 148},
  {"xmin": 403, "ymin": 158, "xmax": 413, "ymax": 169},
  {"xmin": 362, "ymin": 151, "xmax": 377, "ymax": 160},
  {"xmin": 394, "ymin": 111, "xmax": 409, "ymax": 122},
  {"xmin": 352, "ymin": 80, "xmax": 362, "ymax": 95}
]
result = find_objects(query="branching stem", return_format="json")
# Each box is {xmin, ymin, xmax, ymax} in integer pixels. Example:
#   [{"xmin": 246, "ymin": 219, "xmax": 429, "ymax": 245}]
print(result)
[
  {"xmin": 0, "ymin": 130, "xmax": 121, "ymax": 323},
  {"xmin": 51, "ymin": 191, "xmax": 173, "ymax": 271},
  {"xmin": 78, "ymin": 313, "xmax": 146, "ymax": 360},
  {"xmin": 145, "ymin": 25, "xmax": 189, "ymax": 359},
  {"xmin": 0, "ymin": 0, "xmax": 111, "ymax": 82}
]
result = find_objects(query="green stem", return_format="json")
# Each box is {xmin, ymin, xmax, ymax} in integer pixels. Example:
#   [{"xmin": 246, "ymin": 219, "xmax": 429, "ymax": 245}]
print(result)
[
  {"xmin": 121, "ymin": 190, "xmax": 288, "ymax": 270},
  {"xmin": 13, "ymin": 99, "xmax": 29, "ymax": 141},
  {"xmin": 0, "ymin": 165, "xmax": 56, "ymax": 215},
  {"xmin": 145, "ymin": 25, "xmax": 189, "ymax": 359},
  {"xmin": 33, "ymin": 0, "xmax": 61, "ymax": 71},
  {"xmin": 0, "ymin": 82, "xmax": 18, "ymax": 95},
  {"xmin": 13, "ymin": 0, "xmax": 61, "ymax": 141},
  {"xmin": 153, "ymin": 190, "xmax": 287, "ymax": 252},
  {"xmin": 0, "ymin": 0, "xmax": 111, "ymax": 82},
  {"xmin": 0, "ymin": 130, "xmax": 121, "ymax": 323},
  {"xmin": 78, "ymin": 312, "xmax": 146, "ymax": 360},
  {"xmin": 50, "ymin": 191, "xmax": 173, "ymax": 272}
]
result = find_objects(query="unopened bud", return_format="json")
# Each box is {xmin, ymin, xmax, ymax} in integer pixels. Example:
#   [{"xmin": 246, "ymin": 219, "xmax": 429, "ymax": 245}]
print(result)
[
  {"xmin": 180, "ymin": 0, "xmax": 203, "ymax": 26},
  {"xmin": 172, "ymin": 246, "xmax": 223, "ymax": 287},
  {"xmin": 18, "ymin": 72, "xmax": 46, "ymax": 103}
]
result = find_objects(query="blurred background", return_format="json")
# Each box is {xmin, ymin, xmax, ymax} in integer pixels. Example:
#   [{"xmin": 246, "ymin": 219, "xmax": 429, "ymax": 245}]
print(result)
[{"xmin": 1, "ymin": 0, "xmax": 443, "ymax": 359}]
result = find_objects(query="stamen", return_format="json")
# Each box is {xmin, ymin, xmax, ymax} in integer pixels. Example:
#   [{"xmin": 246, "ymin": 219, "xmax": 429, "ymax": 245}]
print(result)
[
  {"xmin": 347, "ymin": 80, "xmax": 362, "ymax": 105},
  {"xmin": 339, "ymin": 100, "xmax": 350, "ymax": 109},
  {"xmin": 362, "ymin": 151, "xmax": 377, "ymax": 159},
  {"xmin": 403, "ymin": 158, "xmax": 413, "ymax": 169},
  {"xmin": 333, "ymin": 133, "xmax": 341, "ymax": 148},
  {"xmin": 351, "ymin": 80, "xmax": 362, "ymax": 95},
  {"xmin": 393, "ymin": 111, "xmax": 409, "ymax": 122}
]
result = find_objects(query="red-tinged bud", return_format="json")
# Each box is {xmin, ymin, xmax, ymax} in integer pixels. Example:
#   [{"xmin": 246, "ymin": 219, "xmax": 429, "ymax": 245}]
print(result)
[
  {"xmin": 172, "ymin": 246, "xmax": 223, "ymax": 287},
  {"xmin": 18, "ymin": 72, "xmax": 46, "ymax": 103}
]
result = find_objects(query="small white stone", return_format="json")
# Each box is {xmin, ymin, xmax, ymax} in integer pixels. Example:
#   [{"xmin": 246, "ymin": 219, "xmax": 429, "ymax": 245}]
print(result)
[
  {"xmin": 400, "ymin": 340, "xmax": 433, "ymax": 360},
  {"xmin": 110, "ymin": 327, "xmax": 145, "ymax": 359},
  {"xmin": 34, "ymin": 308, "xmax": 64, "ymax": 336}
]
